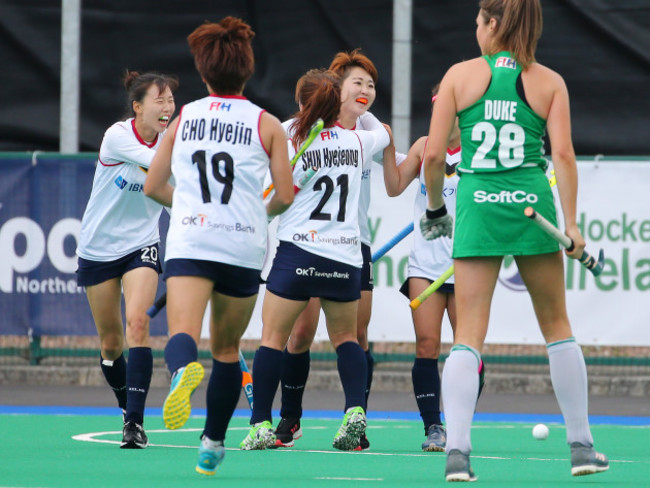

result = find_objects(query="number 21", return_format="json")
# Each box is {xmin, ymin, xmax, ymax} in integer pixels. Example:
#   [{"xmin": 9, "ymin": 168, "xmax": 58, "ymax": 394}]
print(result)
[{"xmin": 310, "ymin": 174, "xmax": 349, "ymax": 222}]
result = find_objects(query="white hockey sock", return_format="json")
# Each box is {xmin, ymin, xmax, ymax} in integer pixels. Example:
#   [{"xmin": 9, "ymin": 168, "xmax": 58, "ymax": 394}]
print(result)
[
  {"xmin": 547, "ymin": 338, "xmax": 594, "ymax": 446},
  {"xmin": 441, "ymin": 344, "xmax": 480, "ymax": 454}
]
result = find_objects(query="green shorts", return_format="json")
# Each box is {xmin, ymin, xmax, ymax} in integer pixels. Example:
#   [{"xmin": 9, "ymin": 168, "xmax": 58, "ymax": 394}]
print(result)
[{"xmin": 453, "ymin": 168, "xmax": 560, "ymax": 258}]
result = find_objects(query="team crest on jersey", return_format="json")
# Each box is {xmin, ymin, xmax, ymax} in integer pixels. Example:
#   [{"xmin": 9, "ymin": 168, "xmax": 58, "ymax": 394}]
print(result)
[
  {"xmin": 495, "ymin": 56, "xmax": 517, "ymax": 69},
  {"xmin": 114, "ymin": 176, "xmax": 128, "ymax": 190}
]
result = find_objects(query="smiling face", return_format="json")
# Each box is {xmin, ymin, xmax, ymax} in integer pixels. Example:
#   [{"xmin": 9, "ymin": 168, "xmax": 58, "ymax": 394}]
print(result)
[
  {"xmin": 133, "ymin": 84, "xmax": 176, "ymax": 138},
  {"xmin": 339, "ymin": 66, "xmax": 376, "ymax": 122}
]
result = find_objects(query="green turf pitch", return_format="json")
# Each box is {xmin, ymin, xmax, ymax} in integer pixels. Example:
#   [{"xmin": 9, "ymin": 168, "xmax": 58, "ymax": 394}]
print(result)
[{"xmin": 0, "ymin": 414, "xmax": 647, "ymax": 487}]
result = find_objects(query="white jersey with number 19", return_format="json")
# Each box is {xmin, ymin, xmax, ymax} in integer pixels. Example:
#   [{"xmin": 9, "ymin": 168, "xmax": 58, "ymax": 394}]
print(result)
[{"xmin": 165, "ymin": 95, "xmax": 270, "ymax": 270}]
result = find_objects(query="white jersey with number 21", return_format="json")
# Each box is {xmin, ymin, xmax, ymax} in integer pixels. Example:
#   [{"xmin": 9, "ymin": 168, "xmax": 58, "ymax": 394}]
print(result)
[{"xmin": 276, "ymin": 114, "xmax": 389, "ymax": 267}]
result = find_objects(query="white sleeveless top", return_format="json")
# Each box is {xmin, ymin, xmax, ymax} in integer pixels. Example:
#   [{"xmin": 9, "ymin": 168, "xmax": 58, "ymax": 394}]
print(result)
[
  {"xmin": 165, "ymin": 95, "xmax": 270, "ymax": 270},
  {"xmin": 407, "ymin": 145, "xmax": 460, "ymax": 281}
]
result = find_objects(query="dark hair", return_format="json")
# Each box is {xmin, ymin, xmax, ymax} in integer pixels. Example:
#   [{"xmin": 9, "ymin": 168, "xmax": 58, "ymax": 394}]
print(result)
[
  {"xmin": 479, "ymin": 0, "xmax": 542, "ymax": 68},
  {"xmin": 187, "ymin": 17, "xmax": 255, "ymax": 95},
  {"xmin": 290, "ymin": 69, "xmax": 341, "ymax": 149},
  {"xmin": 431, "ymin": 83, "xmax": 441, "ymax": 99},
  {"xmin": 329, "ymin": 48, "xmax": 378, "ymax": 83},
  {"xmin": 123, "ymin": 70, "xmax": 178, "ymax": 118}
]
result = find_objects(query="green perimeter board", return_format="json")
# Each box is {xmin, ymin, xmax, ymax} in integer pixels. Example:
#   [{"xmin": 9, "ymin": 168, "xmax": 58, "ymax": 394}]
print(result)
[{"xmin": 0, "ymin": 414, "xmax": 647, "ymax": 487}]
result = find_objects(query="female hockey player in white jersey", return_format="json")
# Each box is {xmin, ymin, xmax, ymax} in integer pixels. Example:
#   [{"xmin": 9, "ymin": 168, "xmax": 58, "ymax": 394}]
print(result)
[
  {"xmin": 144, "ymin": 17, "xmax": 294, "ymax": 476},
  {"xmin": 275, "ymin": 49, "xmax": 405, "ymax": 451},
  {"xmin": 76, "ymin": 70, "xmax": 178, "ymax": 449},
  {"xmin": 239, "ymin": 68, "xmax": 390, "ymax": 452}
]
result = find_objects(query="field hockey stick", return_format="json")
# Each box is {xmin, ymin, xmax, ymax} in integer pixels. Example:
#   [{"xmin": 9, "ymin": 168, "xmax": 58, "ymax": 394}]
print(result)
[
  {"xmin": 239, "ymin": 350, "xmax": 254, "ymax": 409},
  {"xmin": 147, "ymin": 293, "xmax": 167, "ymax": 318},
  {"xmin": 524, "ymin": 206, "xmax": 604, "ymax": 276},
  {"xmin": 262, "ymin": 118, "xmax": 324, "ymax": 199},
  {"xmin": 372, "ymin": 222, "xmax": 414, "ymax": 261},
  {"xmin": 409, "ymin": 264, "xmax": 455, "ymax": 310},
  {"xmin": 292, "ymin": 163, "xmax": 319, "ymax": 193}
]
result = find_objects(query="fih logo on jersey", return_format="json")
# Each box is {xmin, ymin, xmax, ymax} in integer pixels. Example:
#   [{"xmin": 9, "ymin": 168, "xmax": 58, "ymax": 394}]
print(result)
[
  {"xmin": 208, "ymin": 101, "xmax": 232, "ymax": 111},
  {"xmin": 498, "ymin": 255, "xmax": 527, "ymax": 292},
  {"xmin": 320, "ymin": 130, "xmax": 339, "ymax": 140},
  {"xmin": 114, "ymin": 176, "xmax": 128, "ymax": 190},
  {"xmin": 496, "ymin": 57, "xmax": 517, "ymax": 69},
  {"xmin": 293, "ymin": 230, "xmax": 318, "ymax": 242}
]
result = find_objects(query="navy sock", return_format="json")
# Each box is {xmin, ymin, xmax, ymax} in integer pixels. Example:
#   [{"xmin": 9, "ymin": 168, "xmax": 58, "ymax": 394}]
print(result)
[
  {"xmin": 336, "ymin": 341, "xmax": 367, "ymax": 412},
  {"xmin": 203, "ymin": 359, "xmax": 242, "ymax": 442},
  {"xmin": 164, "ymin": 333, "xmax": 198, "ymax": 375},
  {"xmin": 250, "ymin": 346, "xmax": 283, "ymax": 425},
  {"xmin": 100, "ymin": 353, "xmax": 127, "ymax": 410},
  {"xmin": 365, "ymin": 349, "xmax": 375, "ymax": 410},
  {"xmin": 412, "ymin": 357, "xmax": 442, "ymax": 430},
  {"xmin": 125, "ymin": 347, "xmax": 153, "ymax": 425},
  {"xmin": 280, "ymin": 348, "xmax": 310, "ymax": 419}
]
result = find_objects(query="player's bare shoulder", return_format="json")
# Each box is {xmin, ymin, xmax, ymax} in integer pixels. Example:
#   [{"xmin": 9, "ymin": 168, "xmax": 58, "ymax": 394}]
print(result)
[
  {"xmin": 446, "ymin": 57, "xmax": 488, "ymax": 80},
  {"xmin": 259, "ymin": 111, "xmax": 286, "ymax": 140},
  {"xmin": 527, "ymin": 62, "xmax": 566, "ymax": 90},
  {"xmin": 260, "ymin": 111, "xmax": 283, "ymax": 132},
  {"xmin": 412, "ymin": 136, "xmax": 428, "ymax": 158},
  {"xmin": 446, "ymin": 57, "xmax": 491, "ymax": 109}
]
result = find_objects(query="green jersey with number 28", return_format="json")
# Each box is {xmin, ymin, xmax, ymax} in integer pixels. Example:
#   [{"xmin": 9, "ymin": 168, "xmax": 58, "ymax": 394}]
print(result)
[{"xmin": 457, "ymin": 51, "xmax": 547, "ymax": 175}]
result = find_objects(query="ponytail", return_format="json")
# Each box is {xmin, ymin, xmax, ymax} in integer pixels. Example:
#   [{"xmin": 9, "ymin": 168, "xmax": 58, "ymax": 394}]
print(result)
[
  {"xmin": 479, "ymin": 0, "xmax": 542, "ymax": 68},
  {"xmin": 290, "ymin": 69, "xmax": 341, "ymax": 149}
]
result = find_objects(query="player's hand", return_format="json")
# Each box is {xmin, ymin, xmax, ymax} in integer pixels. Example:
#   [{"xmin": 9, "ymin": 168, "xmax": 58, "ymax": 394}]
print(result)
[
  {"xmin": 564, "ymin": 223, "xmax": 585, "ymax": 260},
  {"xmin": 420, "ymin": 205, "xmax": 453, "ymax": 240}
]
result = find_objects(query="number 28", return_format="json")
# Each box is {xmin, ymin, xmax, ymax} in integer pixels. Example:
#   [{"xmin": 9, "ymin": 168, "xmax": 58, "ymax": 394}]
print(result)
[{"xmin": 470, "ymin": 122, "xmax": 525, "ymax": 169}]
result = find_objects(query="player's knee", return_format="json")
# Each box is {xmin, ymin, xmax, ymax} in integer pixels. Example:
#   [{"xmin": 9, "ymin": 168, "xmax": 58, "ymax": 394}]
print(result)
[
  {"xmin": 289, "ymin": 327, "xmax": 315, "ymax": 351},
  {"xmin": 126, "ymin": 313, "xmax": 150, "ymax": 343},
  {"xmin": 100, "ymin": 340, "xmax": 123, "ymax": 359},
  {"xmin": 356, "ymin": 327, "xmax": 369, "ymax": 348},
  {"xmin": 211, "ymin": 343, "xmax": 239, "ymax": 361},
  {"xmin": 415, "ymin": 336, "xmax": 441, "ymax": 357},
  {"xmin": 211, "ymin": 333, "xmax": 239, "ymax": 354},
  {"xmin": 329, "ymin": 332, "xmax": 358, "ymax": 350}
]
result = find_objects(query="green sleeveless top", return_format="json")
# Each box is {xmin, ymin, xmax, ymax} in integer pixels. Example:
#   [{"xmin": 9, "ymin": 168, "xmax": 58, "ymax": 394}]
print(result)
[{"xmin": 457, "ymin": 51, "xmax": 547, "ymax": 175}]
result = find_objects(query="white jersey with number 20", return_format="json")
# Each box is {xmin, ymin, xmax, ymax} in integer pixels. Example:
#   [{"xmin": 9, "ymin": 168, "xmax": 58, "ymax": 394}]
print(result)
[{"xmin": 76, "ymin": 118, "xmax": 165, "ymax": 261}]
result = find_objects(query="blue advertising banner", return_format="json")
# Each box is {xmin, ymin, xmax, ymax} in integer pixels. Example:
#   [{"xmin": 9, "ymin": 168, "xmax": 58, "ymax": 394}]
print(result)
[{"xmin": 0, "ymin": 153, "xmax": 168, "ymax": 336}]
